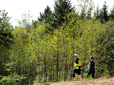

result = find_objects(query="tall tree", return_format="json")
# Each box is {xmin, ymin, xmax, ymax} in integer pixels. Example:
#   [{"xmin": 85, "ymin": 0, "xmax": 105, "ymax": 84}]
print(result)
[
  {"xmin": 36, "ymin": 6, "xmax": 54, "ymax": 32},
  {"xmin": 0, "ymin": 10, "xmax": 13, "ymax": 80},
  {"xmin": 98, "ymin": 1, "xmax": 109, "ymax": 23},
  {"xmin": 109, "ymin": 5, "xmax": 114, "ymax": 20},
  {"xmin": 0, "ymin": 10, "xmax": 13, "ymax": 48},
  {"xmin": 38, "ymin": 6, "xmax": 53, "ymax": 24},
  {"xmin": 18, "ymin": 10, "xmax": 32, "ymax": 32},
  {"xmin": 95, "ymin": 4, "xmax": 100, "ymax": 20},
  {"xmin": 53, "ymin": 0, "xmax": 74, "ymax": 27},
  {"xmin": 77, "ymin": 0, "xmax": 94, "ymax": 19},
  {"xmin": 80, "ymin": 6, "xmax": 86, "ymax": 19},
  {"xmin": 86, "ymin": 5, "xmax": 93, "ymax": 19},
  {"xmin": 98, "ymin": 9, "xmax": 104, "ymax": 23},
  {"xmin": 103, "ymin": 1, "xmax": 109, "ymax": 22}
]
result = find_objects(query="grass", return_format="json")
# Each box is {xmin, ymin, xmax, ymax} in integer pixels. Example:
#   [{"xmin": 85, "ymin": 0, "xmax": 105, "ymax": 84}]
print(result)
[
  {"xmin": 87, "ymin": 76, "xmax": 93, "ymax": 79},
  {"xmin": 101, "ymin": 74, "xmax": 111, "ymax": 78}
]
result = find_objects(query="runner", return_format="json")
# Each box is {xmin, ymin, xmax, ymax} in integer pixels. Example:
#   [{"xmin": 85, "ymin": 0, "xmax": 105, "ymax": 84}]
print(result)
[
  {"xmin": 87, "ymin": 56, "xmax": 95, "ymax": 78},
  {"xmin": 73, "ymin": 54, "xmax": 82, "ymax": 80}
]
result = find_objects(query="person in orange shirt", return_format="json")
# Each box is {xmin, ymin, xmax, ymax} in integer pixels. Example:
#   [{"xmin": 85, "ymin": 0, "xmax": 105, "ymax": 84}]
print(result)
[{"xmin": 73, "ymin": 54, "xmax": 82, "ymax": 80}]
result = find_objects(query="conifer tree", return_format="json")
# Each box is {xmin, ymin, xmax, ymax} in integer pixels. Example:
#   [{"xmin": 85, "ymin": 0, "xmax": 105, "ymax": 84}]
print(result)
[
  {"xmin": 86, "ymin": 5, "xmax": 93, "ymax": 19},
  {"xmin": 38, "ymin": 6, "xmax": 53, "ymax": 24},
  {"xmin": 103, "ymin": 1, "xmax": 109, "ymax": 22},
  {"xmin": 95, "ymin": 4, "xmax": 100, "ymax": 20},
  {"xmin": 80, "ymin": 6, "xmax": 86, "ymax": 19},
  {"xmin": 109, "ymin": 5, "xmax": 114, "ymax": 20},
  {"xmin": 0, "ymin": 10, "xmax": 13, "ymax": 48},
  {"xmin": 37, "ymin": 6, "xmax": 54, "ymax": 32},
  {"xmin": 98, "ymin": 1, "xmax": 109, "ymax": 23},
  {"xmin": 53, "ymin": 0, "xmax": 74, "ymax": 27},
  {"xmin": 0, "ymin": 10, "xmax": 13, "ymax": 80}
]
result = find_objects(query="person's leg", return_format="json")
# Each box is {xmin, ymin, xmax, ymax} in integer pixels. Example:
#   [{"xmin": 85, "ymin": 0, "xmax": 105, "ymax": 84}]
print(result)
[
  {"xmin": 78, "ymin": 69, "xmax": 82, "ymax": 80},
  {"xmin": 73, "ymin": 69, "xmax": 76, "ymax": 80},
  {"xmin": 78, "ymin": 75, "xmax": 82, "ymax": 80},
  {"xmin": 92, "ymin": 71, "xmax": 95, "ymax": 78},
  {"xmin": 87, "ymin": 70, "xmax": 91, "ymax": 78},
  {"xmin": 73, "ymin": 73, "xmax": 76, "ymax": 80},
  {"xmin": 73, "ymin": 76, "xmax": 76, "ymax": 80}
]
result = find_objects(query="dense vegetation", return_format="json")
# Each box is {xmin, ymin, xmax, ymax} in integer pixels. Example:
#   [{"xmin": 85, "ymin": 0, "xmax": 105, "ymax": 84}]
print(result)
[{"xmin": 0, "ymin": 0, "xmax": 114, "ymax": 85}]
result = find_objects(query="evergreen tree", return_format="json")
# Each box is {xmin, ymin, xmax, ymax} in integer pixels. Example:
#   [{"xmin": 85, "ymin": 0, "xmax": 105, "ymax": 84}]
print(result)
[
  {"xmin": 38, "ymin": 13, "xmax": 44, "ymax": 22},
  {"xmin": 109, "ymin": 5, "xmax": 114, "ymax": 20},
  {"xmin": 95, "ymin": 4, "xmax": 100, "ymax": 20},
  {"xmin": 38, "ymin": 6, "xmax": 53, "ymax": 24},
  {"xmin": 80, "ymin": 6, "xmax": 86, "ymax": 19},
  {"xmin": 0, "ymin": 10, "xmax": 13, "ymax": 48},
  {"xmin": 97, "ymin": 1, "xmax": 109, "ymax": 23},
  {"xmin": 36, "ymin": 6, "xmax": 54, "ymax": 32},
  {"xmin": 86, "ymin": 5, "xmax": 93, "ymax": 19},
  {"xmin": 98, "ymin": 9, "xmax": 104, "ymax": 23},
  {"xmin": 53, "ymin": 0, "xmax": 74, "ymax": 27},
  {"xmin": 0, "ymin": 10, "xmax": 13, "ymax": 80},
  {"xmin": 77, "ymin": 0, "xmax": 94, "ymax": 19},
  {"xmin": 103, "ymin": 1, "xmax": 109, "ymax": 22}
]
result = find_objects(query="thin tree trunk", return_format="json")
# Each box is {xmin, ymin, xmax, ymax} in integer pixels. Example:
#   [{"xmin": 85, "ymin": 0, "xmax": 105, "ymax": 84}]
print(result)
[
  {"xmin": 57, "ymin": 39, "xmax": 59, "ymax": 82},
  {"xmin": 82, "ymin": 49, "xmax": 86, "ymax": 79},
  {"xmin": 70, "ymin": 39, "xmax": 74, "ymax": 81},
  {"xmin": 57, "ymin": 53, "xmax": 59, "ymax": 82},
  {"xmin": 45, "ymin": 54, "xmax": 47, "ymax": 83}
]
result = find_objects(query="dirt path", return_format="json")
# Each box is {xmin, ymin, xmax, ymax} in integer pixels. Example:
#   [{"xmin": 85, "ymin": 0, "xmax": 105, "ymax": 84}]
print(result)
[{"xmin": 33, "ymin": 77, "xmax": 114, "ymax": 85}]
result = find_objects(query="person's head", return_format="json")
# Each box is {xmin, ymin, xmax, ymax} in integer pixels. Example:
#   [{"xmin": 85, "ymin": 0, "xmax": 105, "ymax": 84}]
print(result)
[
  {"xmin": 90, "ymin": 56, "xmax": 94, "ymax": 62},
  {"xmin": 74, "ymin": 54, "xmax": 78, "ymax": 59}
]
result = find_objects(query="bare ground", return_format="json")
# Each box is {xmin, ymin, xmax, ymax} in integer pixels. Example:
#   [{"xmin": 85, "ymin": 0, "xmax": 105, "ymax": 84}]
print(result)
[{"xmin": 33, "ymin": 77, "xmax": 114, "ymax": 85}]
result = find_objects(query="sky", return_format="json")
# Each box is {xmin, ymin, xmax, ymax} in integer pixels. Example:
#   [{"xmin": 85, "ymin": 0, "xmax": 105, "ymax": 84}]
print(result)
[{"xmin": 0, "ymin": 0, "xmax": 114, "ymax": 26}]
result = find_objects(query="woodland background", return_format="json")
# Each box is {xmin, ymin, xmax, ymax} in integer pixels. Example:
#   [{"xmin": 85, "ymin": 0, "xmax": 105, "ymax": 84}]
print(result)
[{"xmin": 0, "ymin": 0, "xmax": 114, "ymax": 85}]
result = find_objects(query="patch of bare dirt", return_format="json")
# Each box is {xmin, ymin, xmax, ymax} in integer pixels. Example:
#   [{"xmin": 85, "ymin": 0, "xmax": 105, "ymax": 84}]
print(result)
[{"xmin": 33, "ymin": 77, "xmax": 114, "ymax": 85}]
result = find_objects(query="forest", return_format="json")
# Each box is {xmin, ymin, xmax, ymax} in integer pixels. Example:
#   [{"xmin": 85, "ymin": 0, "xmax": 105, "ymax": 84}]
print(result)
[{"xmin": 0, "ymin": 0, "xmax": 114, "ymax": 85}]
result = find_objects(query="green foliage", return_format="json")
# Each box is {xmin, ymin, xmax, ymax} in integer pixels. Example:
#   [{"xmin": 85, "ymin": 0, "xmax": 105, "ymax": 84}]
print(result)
[
  {"xmin": 103, "ymin": 20, "xmax": 114, "ymax": 71},
  {"xmin": 104, "ymin": 74, "xmax": 111, "ymax": 78},
  {"xmin": 0, "ymin": 10, "xmax": 13, "ymax": 81},
  {"xmin": 0, "ymin": 10, "xmax": 13, "ymax": 48},
  {"xmin": 53, "ymin": 0, "xmax": 74, "ymax": 27},
  {"xmin": 77, "ymin": 0, "xmax": 94, "ymax": 19},
  {"xmin": 87, "ymin": 76, "xmax": 93, "ymax": 79},
  {"xmin": 0, "ymin": 73, "xmax": 26, "ymax": 85},
  {"xmin": 37, "ymin": 0, "xmax": 74, "ymax": 30},
  {"xmin": 101, "ymin": 70, "xmax": 111, "ymax": 78},
  {"xmin": 34, "ymin": 6, "xmax": 54, "ymax": 32},
  {"xmin": 2, "ymin": 10, "xmax": 113, "ymax": 84},
  {"xmin": 86, "ymin": 6, "xmax": 93, "ymax": 19},
  {"xmin": 102, "ymin": 1, "xmax": 109, "ymax": 22},
  {"xmin": 18, "ymin": 10, "xmax": 32, "ymax": 32},
  {"xmin": 95, "ymin": 5, "xmax": 100, "ymax": 20},
  {"xmin": 38, "ymin": 6, "xmax": 53, "ymax": 24},
  {"xmin": 95, "ymin": 1, "xmax": 109, "ymax": 23},
  {"xmin": 1, "ymin": 1, "xmax": 114, "ymax": 84},
  {"xmin": 109, "ymin": 6, "xmax": 114, "ymax": 20}
]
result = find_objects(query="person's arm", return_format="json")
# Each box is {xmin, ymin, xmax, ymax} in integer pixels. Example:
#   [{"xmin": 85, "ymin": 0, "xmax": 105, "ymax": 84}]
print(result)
[{"xmin": 78, "ymin": 60, "xmax": 81, "ymax": 66}]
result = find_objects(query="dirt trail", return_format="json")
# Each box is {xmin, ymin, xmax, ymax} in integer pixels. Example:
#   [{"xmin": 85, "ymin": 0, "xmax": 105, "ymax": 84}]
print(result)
[{"xmin": 33, "ymin": 77, "xmax": 114, "ymax": 85}]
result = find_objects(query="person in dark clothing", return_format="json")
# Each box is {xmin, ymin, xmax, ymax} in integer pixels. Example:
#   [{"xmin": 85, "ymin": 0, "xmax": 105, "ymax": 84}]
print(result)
[{"xmin": 87, "ymin": 56, "xmax": 95, "ymax": 78}]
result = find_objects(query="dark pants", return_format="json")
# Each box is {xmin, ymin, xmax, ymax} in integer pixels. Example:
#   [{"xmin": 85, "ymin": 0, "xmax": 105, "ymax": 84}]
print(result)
[
  {"xmin": 73, "ymin": 69, "xmax": 81, "ymax": 77},
  {"xmin": 87, "ymin": 70, "xmax": 95, "ymax": 78}
]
